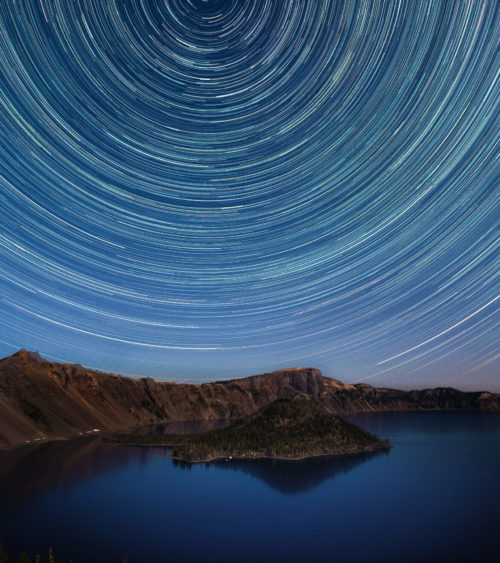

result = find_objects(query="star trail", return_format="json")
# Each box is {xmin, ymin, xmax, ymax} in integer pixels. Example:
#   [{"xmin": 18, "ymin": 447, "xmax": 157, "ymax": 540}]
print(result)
[{"xmin": 0, "ymin": 0, "xmax": 498, "ymax": 388}]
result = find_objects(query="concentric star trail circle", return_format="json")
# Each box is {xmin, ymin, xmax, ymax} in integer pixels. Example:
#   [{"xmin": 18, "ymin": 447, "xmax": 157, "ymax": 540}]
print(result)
[{"xmin": 0, "ymin": 1, "xmax": 498, "ymax": 387}]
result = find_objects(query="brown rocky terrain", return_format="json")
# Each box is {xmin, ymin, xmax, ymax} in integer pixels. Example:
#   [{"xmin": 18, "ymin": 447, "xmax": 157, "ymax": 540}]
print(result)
[{"xmin": 0, "ymin": 349, "xmax": 499, "ymax": 450}]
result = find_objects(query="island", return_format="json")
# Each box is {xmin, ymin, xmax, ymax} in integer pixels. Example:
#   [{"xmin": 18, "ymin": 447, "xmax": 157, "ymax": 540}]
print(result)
[{"xmin": 113, "ymin": 398, "xmax": 391, "ymax": 462}]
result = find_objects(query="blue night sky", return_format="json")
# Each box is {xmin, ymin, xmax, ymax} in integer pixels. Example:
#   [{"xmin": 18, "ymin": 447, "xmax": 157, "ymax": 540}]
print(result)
[{"xmin": 0, "ymin": 1, "xmax": 498, "ymax": 389}]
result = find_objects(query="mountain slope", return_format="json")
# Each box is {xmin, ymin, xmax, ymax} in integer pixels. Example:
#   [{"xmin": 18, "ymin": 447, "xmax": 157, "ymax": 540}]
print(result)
[{"xmin": 0, "ymin": 349, "xmax": 499, "ymax": 449}]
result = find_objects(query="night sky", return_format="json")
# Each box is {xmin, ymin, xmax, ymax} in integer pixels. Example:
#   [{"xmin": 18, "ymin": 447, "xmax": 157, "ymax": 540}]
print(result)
[{"xmin": 0, "ymin": 1, "xmax": 498, "ymax": 389}]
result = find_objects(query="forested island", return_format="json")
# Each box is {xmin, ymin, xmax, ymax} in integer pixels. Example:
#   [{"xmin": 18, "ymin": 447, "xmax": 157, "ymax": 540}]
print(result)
[{"xmin": 113, "ymin": 398, "xmax": 391, "ymax": 462}]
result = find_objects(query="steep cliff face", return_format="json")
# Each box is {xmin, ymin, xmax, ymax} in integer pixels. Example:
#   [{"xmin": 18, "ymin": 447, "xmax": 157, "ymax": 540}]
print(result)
[{"xmin": 0, "ymin": 350, "xmax": 498, "ymax": 449}]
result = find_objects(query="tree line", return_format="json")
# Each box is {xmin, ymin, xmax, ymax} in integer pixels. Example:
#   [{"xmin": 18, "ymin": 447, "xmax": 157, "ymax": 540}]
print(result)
[{"xmin": 0, "ymin": 542, "xmax": 129, "ymax": 563}]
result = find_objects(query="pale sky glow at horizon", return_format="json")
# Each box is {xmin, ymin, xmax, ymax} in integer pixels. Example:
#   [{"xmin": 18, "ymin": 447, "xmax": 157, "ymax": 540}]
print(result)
[{"xmin": 0, "ymin": 0, "xmax": 498, "ymax": 390}]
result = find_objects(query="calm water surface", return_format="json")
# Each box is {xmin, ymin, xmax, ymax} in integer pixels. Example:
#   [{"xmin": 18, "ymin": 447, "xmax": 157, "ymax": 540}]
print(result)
[{"xmin": 1, "ymin": 412, "xmax": 499, "ymax": 562}]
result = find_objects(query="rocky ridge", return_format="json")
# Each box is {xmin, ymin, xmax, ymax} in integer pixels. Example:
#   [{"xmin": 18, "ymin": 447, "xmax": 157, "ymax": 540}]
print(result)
[{"xmin": 0, "ymin": 349, "xmax": 499, "ymax": 449}]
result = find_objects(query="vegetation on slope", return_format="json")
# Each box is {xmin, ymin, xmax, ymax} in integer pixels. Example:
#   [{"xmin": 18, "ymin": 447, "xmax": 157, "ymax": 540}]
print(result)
[{"xmin": 171, "ymin": 398, "xmax": 391, "ymax": 462}]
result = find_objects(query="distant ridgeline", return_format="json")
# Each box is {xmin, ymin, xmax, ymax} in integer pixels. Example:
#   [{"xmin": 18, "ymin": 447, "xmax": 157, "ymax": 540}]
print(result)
[{"xmin": 1, "ymin": 350, "xmax": 499, "ymax": 449}]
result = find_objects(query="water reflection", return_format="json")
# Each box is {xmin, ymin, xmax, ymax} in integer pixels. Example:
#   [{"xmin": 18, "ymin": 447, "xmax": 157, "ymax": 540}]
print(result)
[
  {"xmin": 131, "ymin": 418, "xmax": 235, "ymax": 435},
  {"xmin": 174, "ymin": 451, "xmax": 386, "ymax": 494},
  {"xmin": 0, "ymin": 435, "xmax": 385, "ymax": 503},
  {"xmin": 346, "ymin": 411, "xmax": 500, "ymax": 436},
  {"xmin": 0, "ymin": 419, "xmax": 237, "ymax": 505},
  {"xmin": 1, "ymin": 413, "xmax": 498, "ymax": 563},
  {"xmin": 0, "ymin": 437, "xmax": 168, "ymax": 505}
]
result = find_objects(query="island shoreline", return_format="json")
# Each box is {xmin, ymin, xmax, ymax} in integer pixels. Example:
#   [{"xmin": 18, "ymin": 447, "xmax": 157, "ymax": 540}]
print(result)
[{"xmin": 171, "ymin": 446, "xmax": 391, "ymax": 464}]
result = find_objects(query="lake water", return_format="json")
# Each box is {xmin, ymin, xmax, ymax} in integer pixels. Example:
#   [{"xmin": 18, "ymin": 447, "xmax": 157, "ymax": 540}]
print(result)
[{"xmin": 1, "ymin": 412, "xmax": 499, "ymax": 562}]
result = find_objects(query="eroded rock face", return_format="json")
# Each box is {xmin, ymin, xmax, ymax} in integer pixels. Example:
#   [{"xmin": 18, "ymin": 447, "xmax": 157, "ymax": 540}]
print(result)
[{"xmin": 0, "ymin": 350, "xmax": 499, "ymax": 449}]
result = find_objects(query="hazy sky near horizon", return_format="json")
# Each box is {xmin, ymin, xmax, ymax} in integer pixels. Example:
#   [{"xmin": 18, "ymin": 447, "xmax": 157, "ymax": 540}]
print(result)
[{"xmin": 0, "ymin": 1, "xmax": 498, "ymax": 390}]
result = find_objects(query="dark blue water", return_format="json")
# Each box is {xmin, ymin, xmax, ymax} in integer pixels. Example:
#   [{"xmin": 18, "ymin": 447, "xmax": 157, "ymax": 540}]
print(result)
[{"xmin": 1, "ymin": 412, "xmax": 499, "ymax": 562}]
